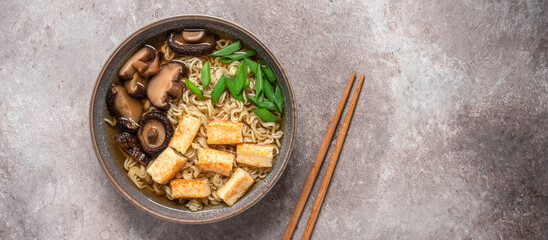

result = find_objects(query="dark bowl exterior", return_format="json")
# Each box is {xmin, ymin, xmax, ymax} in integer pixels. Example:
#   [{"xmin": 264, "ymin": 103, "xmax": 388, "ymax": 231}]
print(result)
[{"xmin": 89, "ymin": 15, "xmax": 296, "ymax": 223}]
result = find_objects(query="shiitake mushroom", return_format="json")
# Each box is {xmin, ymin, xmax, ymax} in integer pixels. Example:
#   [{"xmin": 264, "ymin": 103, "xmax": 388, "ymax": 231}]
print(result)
[
  {"xmin": 147, "ymin": 62, "xmax": 187, "ymax": 110},
  {"xmin": 118, "ymin": 46, "xmax": 161, "ymax": 98},
  {"xmin": 115, "ymin": 132, "xmax": 148, "ymax": 165},
  {"xmin": 167, "ymin": 29, "xmax": 217, "ymax": 56},
  {"xmin": 106, "ymin": 85, "xmax": 143, "ymax": 132},
  {"xmin": 137, "ymin": 112, "xmax": 174, "ymax": 156}
]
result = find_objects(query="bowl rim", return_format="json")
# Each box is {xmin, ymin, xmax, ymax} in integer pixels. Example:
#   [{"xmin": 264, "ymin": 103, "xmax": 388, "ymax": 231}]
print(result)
[{"xmin": 89, "ymin": 14, "xmax": 296, "ymax": 224}]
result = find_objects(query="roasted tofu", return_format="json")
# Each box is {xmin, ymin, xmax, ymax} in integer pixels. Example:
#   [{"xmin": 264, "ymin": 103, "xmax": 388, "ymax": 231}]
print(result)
[
  {"xmin": 206, "ymin": 120, "xmax": 243, "ymax": 145},
  {"xmin": 169, "ymin": 115, "xmax": 202, "ymax": 154},
  {"xmin": 146, "ymin": 147, "xmax": 187, "ymax": 184},
  {"xmin": 217, "ymin": 168, "xmax": 254, "ymax": 206},
  {"xmin": 236, "ymin": 144, "xmax": 275, "ymax": 168},
  {"xmin": 196, "ymin": 148, "xmax": 234, "ymax": 176},
  {"xmin": 170, "ymin": 178, "xmax": 211, "ymax": 198}
]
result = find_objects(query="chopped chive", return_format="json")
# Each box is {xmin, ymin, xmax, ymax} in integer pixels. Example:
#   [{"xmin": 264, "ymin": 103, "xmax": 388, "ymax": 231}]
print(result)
[
  {"xmin": 236, "ymin": 59, "xmax": 247, "ymax": 75},
  {"xmin": 211, "ymin": 75, "xmax": 227, "ymax": 105},
  {"xmin": 274, "ymin": 83, "xmax": 284, "ymax": 113},
  {"xmin": 210, "ymin": 40, "xmax": 241, "ymax": 57},
  {"xmin": 255, "ymin": 65, "xmax": 264, "ymax": 97},
  {"xmin": 220, "ymin": 50, "xmax": 256, "ymax": 63},
  {"xmin": 233, "ymin": 93, "xmax": 244, "ymax": 102},
  {"xmin": 225, "ymin": 75, "xmax": 238, "ymax": 95},
  {"xmin": 263, "ymin": 80, "xmax": 275, "ymax": 103},
  {"xmin": 258, "ymin": 59, "xmax": 276, "ymax": 83},
  {"xmin": 251, "ymin": 108, "xmax": 280, "ymax": 122},
  {"xmin": 219, "ymin": 57, "xmax": 233, "ymax": 63},
  {"xmin": 235, "ymin": 61, "xmax": 247, "ymax": 93},
  {"xmin": 247, "ymin": 95, "xmax": 278, "ymax": 111},
  {"xmin": 224, "ymin": 74, "xmax": 235, "ymax": 81},
  {"xmin": 244, "ymin": 79, "xmax": 250, "ymax": 89},
  {"xmin": 201, "ymin": 61, "xmax": 211, "ymax": 90},
  {"xmin": 245, "ymin": 58, "xmax": 258, "ymax": 75},
  {"xmin": 185, "ymin": 78, "xmax": 204, "ymax": 100},
  {"xmin": 225, "ymin": 74, "xmax": 244, "ymax": 102}
]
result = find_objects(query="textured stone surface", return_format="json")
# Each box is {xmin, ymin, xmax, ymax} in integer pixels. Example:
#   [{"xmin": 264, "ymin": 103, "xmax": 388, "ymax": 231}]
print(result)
[{"xmin": 1, "ymin": 0, "xmax": 547, "ymax": 239}]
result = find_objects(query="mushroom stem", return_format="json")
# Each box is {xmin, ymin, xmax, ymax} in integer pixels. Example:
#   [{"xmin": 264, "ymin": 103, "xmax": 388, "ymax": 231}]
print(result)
[{"xmin": 147, "ymin": 128, "xmax": 158, "ymax": 140}]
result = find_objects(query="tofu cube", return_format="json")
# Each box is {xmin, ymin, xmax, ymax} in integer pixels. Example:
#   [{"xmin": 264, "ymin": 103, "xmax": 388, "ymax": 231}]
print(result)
[
  {"xmin": 197, "ymin": 148, "xmax": 234, "ymax": 176},
  {"xmin": 236, "ymin": 144, "xmax": 275, "ymax": 168},
  {"xmin": 217, "ymin": 168, "xmax": 254, "ymax": 206},
  {"xmin": 146, "ymin": 147, "xmax": 187, "ymax": 184},
  {"xmin": 170, "ymin": 178, "xmax": 211, "ymax": 198},
  {"xmin": 170, "ymin": 115, "xmax": 202, "ymax": 154},
  {"xmin": 206, "ymin": 120, "xmax": 243, "ymax": 145}
]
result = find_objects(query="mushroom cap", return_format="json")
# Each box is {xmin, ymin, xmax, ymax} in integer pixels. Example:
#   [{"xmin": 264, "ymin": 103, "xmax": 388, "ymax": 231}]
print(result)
[
  {"xmin": 115, "ymin": 132, "xmax": 148, "ymax": 165},
  {"xmin": 137, "ymin": 112, "xmax": 174, "ymax": 156},
  {"xmin": 147, "ymin": 62, "xmax": 187, "ymax": 110},
  {"xmin": 106, "ymin": 84, "xmax": 143, "ymax": 132},
  {"xmin": 119, "ymin": 46, "xmax": 161, "ymax": 79},
  {"xmin": 167, "ymin": 30, "xmax": 217, "ymax": 56}
]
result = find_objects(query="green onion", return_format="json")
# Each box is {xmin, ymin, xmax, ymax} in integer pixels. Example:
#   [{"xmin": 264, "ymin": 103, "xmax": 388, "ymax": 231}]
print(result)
[
  {"xmin": 219, "ymin": 58, "xmax": 233, "ymax": 63},
  {"xmin": 235, "ymin": 61, "xmax": 247, "ymax": 93},
  {"xmin": 225, "ymin": 74, "xmax": 244, "ymax": 102},
  {"xmin": 210, "ymin": 40, "xmax": 241, "ymax": 57},
  {"xmin": 255, "ymin": 65, "xmax": 264, "ymax": 97},
  {"xmin": 244, "ymin": 79, "xmax": 250, "ymax": 89},
  {"xmin": 258, "ymin": 59, "xmax": 276, "ymax": 83},
  {"xmin": 274, "ymin": 83, "xmax": 284, "ymax": 113},
  {"xmin": 245, "ymin": 58, "xmax": 258, "ymax": 75},
  {"xmin": 225, "ymin": 74, "xmax": 238, "ymax": 95},
  {"xmin": 247, "ymin": 95, "xmax": 278, "ymax": 111},
  {"xmin": 263, "ymin": 80, "xmax": 275, "ymax": 103},
  {"xmin": 220, "ymin": 50, "xmax": 256, "ymax": 63},
  {"xmin": 185, "ymin": 78, "xmax": 204, "ymax": 100},
  {"xmin": 251, "ymin": 108, "xmax": 280, "ymax": 122},
  {"xmin": 201, "ymin": 61, "xmax": 210, "ymax": 90},
  {"xmin": 211, "ymin": 75, "xmax": 227, "ymax": 105},
  {"xmin": 233, "ymin": 93, "xmax": 244, "ymax": 102},
  {"xmin": 224, "ymin": 74, "xmax": 235, "ymax": 81}
]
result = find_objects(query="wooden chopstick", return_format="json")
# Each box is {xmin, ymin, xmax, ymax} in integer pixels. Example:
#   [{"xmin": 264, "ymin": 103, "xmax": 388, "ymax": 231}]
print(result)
[
  {"xmin": 282, "ymin": 72, "xmax": 357, "ymax": 240},
  {"xmin": 302, "ymin": 74, "xmax": 365, "ymax": 240}
]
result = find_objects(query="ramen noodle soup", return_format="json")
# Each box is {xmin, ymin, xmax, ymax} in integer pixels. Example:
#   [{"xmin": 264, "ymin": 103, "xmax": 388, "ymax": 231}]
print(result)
[{"xmin": 105, "ymin": 29, "xmax": 284, "ymax": 211}]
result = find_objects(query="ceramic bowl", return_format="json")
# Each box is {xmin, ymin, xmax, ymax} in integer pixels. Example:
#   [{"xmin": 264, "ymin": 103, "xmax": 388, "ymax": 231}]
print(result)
[{"xmin": 89, "ymin": 15, "xmax": 296, "ymax": 223}]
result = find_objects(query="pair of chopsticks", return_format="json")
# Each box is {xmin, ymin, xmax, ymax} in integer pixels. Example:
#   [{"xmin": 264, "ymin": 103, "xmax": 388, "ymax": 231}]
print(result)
[{"xmin": 284, "ymin": 72, "xmax": 365, "ymax": 240}]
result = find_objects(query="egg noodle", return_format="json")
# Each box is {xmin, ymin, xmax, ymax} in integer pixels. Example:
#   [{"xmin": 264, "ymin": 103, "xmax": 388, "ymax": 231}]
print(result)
[{"xmin": 108, "ymin": 39, "xmax": 283, "ymax": 211}]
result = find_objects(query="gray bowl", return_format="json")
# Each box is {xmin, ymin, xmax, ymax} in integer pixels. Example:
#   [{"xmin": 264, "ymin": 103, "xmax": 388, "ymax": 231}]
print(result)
[{"xmin": 89, "ymin": 15, "xmax": 296, "ymax": 223}]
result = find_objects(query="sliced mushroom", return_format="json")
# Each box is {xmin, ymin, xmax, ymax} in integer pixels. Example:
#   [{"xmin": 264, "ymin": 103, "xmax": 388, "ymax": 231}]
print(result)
[
  {"xmin": 167, "ymin": 29, "xmax": 217, "ymax": 56},
  {"xmin": 137, "ymin": 112, "xmax": 174, "ymax": 156},
  {"xmin": 118, "ymin": 46, "xmax": 161, "ymax": 98},
  {"xmin": 119, "ymin": 46, "xmax": 161, "ymax": 78},
  {"xmin": 147, "ymin": 62, "xmax": 187, "ymax": 109},
  {"xmin": 106, "ymin": 84, "xmax": 143, "ymax": 132},
  {"xmin": 115, "ymin": 132, "xmax": 148, "ymax": 165},
  {"xmin": 123, "ymin": 72, "xmax": 147, "ymax": 98}
]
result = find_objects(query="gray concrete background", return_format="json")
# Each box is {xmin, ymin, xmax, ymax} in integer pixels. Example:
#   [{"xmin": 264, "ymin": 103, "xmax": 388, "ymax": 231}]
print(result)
[{"xmin": 1, "ymin": 0, "xmax": 547, "ymax": 239}]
